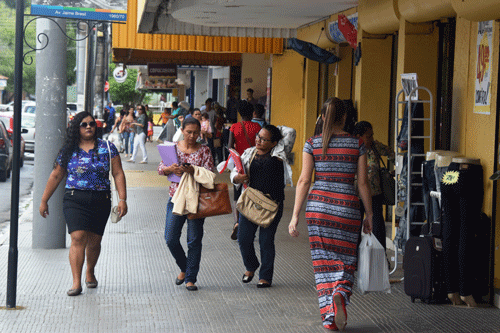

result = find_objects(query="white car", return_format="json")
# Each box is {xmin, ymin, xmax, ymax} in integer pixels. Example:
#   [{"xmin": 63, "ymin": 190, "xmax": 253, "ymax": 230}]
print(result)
[
  {"xmin": 21, "ymin": 114, "xmax": 35, "ymax": 153},
  {"xmin": 0, "ymin": 100, "xmax": 33, "ymax": 112}
]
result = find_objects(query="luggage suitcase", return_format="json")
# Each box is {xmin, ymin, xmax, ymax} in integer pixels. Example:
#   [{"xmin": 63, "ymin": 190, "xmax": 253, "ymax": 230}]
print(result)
[{"xmin": 404, "ymin": 235, "xmax": 446, "ymax": 303}]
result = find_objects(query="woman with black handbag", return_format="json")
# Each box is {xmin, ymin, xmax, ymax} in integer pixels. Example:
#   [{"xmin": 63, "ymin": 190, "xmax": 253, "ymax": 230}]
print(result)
[
  {"xmin": 231, "ymin": 125, "xmax": 285, "ymax": 288},
  {"xmin": 353, "ymin": 121, "xmax": 395, "ymax": 250}
]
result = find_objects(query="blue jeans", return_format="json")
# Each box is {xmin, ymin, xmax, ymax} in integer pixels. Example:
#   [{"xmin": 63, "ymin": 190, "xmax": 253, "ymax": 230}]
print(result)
[
  {"xmin": 238, "ymin": 202, "xmax": 284, "ymax": 284},
  {"xmin": 122, "ymin": 131, "xmax": 130, "ymax": 154},
  {"xmin": 129, "ymin": 131, "xmax": 135, "ymax": 155},
  {"xmin": 164, "ymin": 198, "xmax": 205, "ymax": 284}
]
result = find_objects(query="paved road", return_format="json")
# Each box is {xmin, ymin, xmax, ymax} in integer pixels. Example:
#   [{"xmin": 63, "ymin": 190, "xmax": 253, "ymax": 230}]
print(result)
[{"xmin": 0, "ymin": 159, "xmax": 34, "ymax": 234}]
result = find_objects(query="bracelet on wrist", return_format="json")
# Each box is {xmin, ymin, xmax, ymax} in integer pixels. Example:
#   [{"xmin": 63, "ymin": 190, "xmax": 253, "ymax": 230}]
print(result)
[{"xmin": 119, "ymin": 198, "xmax": 126, "ymax": 203}]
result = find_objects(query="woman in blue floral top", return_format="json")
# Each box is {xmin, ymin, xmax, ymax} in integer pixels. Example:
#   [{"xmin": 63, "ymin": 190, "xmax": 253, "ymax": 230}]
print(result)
[{"xmin": 39, "ymin": 111, "xmax": 128, "ymax": 297}]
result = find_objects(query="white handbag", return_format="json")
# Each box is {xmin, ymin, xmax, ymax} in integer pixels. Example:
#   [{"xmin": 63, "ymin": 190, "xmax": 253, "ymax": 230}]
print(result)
[{"xmin": 106, "ymin": 141, "xmax": 122, "ymax": 223}]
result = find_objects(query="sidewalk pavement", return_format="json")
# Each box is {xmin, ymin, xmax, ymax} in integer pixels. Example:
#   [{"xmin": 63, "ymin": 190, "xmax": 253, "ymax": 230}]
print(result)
[{"xmin": 1, "ymin": 136, "xmax": 500, "ymax": 332}]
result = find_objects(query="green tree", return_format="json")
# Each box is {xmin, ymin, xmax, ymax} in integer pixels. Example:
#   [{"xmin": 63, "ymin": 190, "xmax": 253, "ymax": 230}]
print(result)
[
  {"xmin": 0, "ymin": 1, "xmax": 76, "ymax": 99},
  {"xmin": 108, "ymin": 62, "xmax": 147, "ymax": 106}
]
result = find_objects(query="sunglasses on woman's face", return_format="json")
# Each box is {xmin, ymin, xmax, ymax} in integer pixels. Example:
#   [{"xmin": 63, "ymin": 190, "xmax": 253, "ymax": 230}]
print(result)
[{"xmin": 80, "ymin": 121, "xmax": 96, "ymax": 128}]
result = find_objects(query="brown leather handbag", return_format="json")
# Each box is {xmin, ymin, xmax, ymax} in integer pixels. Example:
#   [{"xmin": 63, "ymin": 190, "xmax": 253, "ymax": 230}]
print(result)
[{"xmin": 187, "ymin": 182, "xmax": 233, "ymax": 220}]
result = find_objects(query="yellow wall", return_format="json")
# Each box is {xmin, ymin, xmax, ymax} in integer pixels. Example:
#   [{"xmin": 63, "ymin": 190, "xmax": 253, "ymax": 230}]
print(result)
[
  {"xmin": 271, "ymin": 51, "xmax": 306, "ymax": 184},
  {"xmin": 241, "ymin": 54, "xmax": 271, "ymax": 101},
  {"xmin": 452, "ymin": 18, "xmax": 500, "ymax": 288},
  {"xmin": 396, "ymin": 20, "xmax": 439, "ymax": 153},
  {"xmin": 355, "ymin": 30, "xmax": 393, "ymax": 146}
]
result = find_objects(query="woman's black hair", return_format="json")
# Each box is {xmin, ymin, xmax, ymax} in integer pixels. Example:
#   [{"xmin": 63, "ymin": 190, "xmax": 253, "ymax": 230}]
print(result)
[
  {"xmin": 263, "ymin": 124, "xmax": 283, "ymax": 143},
  {"xmin": 238, "ymin": 100, "xmax": 254, "ymax": 120},
  {"xmin": 254, "ymin": 104, "xmax": 266, "ymax": 118},
  {"xmin": 55, "ymin": 111, "xmax": 98, "ymax": 169},
  {"xmin": 181, "ymin": 116, "xmax": 201, "ymax": 129},
  {"xmin": 352, "ymin": 121, "xmax": 373, "ymax": 137}
]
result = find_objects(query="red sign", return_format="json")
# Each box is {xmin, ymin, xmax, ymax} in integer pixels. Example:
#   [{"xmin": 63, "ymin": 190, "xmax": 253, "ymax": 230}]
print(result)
[
  {"xmin": 104, "ymin": 81, "xmax": 109, "ymax": 92},
  {"xmin": 338, "ymin": 14, "xmax": 357, "ymax": 49}
]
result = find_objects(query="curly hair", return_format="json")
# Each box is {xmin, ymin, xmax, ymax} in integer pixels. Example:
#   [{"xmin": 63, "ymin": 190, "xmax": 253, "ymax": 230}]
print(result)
[{"xmin": 55, "ymin": 111, "xmax": 98, "ymax": 169}]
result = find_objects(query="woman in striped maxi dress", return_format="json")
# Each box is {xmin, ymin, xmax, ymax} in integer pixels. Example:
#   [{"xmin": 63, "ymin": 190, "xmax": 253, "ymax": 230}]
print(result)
[{"xmin": 288, "ymin": 97, "xmax": 373, "ymax": 331}]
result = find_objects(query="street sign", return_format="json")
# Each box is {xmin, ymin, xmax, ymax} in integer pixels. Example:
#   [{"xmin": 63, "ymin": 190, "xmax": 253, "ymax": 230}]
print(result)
[
  {"xmin": 104, "ymin": 81, "xmax": 109, "ymax": 92},
  {"xmin": 113, "ymin": 67, "xmax": 128, "ymax": 83}
]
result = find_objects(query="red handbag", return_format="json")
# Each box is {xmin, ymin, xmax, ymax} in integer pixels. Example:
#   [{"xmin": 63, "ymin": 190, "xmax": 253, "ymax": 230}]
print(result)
[{"xmin": 187, "ymin": 183, "xmax": 233, "ymax": 220}]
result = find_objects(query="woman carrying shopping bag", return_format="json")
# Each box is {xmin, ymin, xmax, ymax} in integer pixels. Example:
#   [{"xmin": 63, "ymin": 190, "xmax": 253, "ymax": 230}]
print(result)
[{"xmin": 288, "ymin": 98, "xmax": 373, "ymax": 331}]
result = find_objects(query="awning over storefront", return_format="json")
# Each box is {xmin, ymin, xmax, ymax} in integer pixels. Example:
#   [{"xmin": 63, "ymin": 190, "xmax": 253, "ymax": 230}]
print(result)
[
  {"xmin": 285, "ymin": 38, "xmax": 340, "ymax": 64},
  {"xmin": 112, "ymin": 49, "xmax": 242, "ymax": 66}
]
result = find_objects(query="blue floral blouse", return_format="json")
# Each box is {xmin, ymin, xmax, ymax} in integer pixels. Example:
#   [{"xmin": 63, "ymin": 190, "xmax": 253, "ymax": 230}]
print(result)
[{"xmin": 57, "ymin": 139, "xmax": 119, "ymax": 191}]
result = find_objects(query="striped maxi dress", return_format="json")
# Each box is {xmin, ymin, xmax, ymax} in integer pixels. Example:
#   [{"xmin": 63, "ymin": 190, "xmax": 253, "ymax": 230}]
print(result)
[{"xmin": 303, "ymin": 133, "xmax": 366, "ymax": 326}]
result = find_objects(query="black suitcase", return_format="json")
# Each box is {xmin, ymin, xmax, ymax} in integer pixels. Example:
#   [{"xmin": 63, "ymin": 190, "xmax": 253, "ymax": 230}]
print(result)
[{"xmin": 404, "ymin": 235, "xmax": 446, "ymax": 303}]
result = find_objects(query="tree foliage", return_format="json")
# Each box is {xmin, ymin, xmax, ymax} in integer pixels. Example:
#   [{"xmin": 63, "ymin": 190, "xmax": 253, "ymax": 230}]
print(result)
[
  {"xmin": 0, "ymin": 1, "xmax": 76, "ymax": 99},
  {"xmin": 108, "ymin": 62, "xmax": 147, "ymax": 106}
]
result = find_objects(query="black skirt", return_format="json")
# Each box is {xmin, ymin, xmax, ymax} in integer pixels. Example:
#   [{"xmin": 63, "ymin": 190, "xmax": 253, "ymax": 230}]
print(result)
[{"xmin": 63, "ymin": 189, "xmax": 111, "ymax": 236}]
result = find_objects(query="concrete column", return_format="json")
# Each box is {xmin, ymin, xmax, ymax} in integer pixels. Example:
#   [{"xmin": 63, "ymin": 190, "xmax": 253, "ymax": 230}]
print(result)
[{"xmin": 33, "ymin": 18, "xmax": 68, "ymax": 249}]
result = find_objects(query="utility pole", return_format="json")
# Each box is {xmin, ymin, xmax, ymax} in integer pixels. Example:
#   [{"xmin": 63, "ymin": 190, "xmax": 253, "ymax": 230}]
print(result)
[
  {"xmin": 93, "ymin": 24, "xmax": 106, "ymax": 119},
  {"xmin": 32, "ymin": 18, "xmax": 68, "ymax": 250},
  {"xmin": 84, "ymin": 23, "xmax": 94, "ymax": 114}
]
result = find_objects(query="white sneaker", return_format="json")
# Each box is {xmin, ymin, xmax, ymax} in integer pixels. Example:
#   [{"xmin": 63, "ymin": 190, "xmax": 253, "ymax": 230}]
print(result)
[
  {"xmin": 127, "ymin": 159, "xmax": 135, "ymax": 163},
  {"xmin": 139, "ymin": 161, "xmax": 148, "ymax": 164}
]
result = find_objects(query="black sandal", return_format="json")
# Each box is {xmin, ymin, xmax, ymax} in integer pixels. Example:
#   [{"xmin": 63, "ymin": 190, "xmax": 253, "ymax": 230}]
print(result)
[{"xmin": 230, "ymin": 224, "xmax": 238, "ymax": 240}]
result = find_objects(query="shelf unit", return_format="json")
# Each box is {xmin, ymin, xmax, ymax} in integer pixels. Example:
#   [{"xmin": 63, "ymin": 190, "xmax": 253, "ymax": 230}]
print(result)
[{"xmin": 390, "ymin": 86, "xmax": 434, "ymax": 276}]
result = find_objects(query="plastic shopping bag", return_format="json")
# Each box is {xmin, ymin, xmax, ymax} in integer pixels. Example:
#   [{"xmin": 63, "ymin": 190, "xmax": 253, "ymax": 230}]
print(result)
[{"xmin": 357, "ymin": 232, "xmax": 391, "ymax": 295}]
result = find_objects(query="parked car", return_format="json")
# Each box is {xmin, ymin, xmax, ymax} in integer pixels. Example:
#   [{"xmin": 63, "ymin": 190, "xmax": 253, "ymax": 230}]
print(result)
[
  {"xmin": 0, "ymin": 100, "xmax": 33, "ymax": 112},
  {"xmin": 0, "ymin": 115, "xmax": 27, "ymax": 168},
  {"xmin": 21, "ymin": 114, "xmax": 35, "ymax": 153},
  {"xmin": 0, "ymin": 119, "xmax": 13, "ymax": 182}
]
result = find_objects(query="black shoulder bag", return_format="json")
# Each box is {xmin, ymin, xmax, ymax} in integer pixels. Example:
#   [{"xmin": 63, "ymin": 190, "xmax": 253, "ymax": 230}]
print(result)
[{"xmin": 373, "ymin": 146, "xmax": 396, "ymax": 206}]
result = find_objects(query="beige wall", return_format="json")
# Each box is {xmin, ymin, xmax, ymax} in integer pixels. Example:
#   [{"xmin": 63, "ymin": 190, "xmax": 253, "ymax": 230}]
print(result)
[{"xmin": 241, "ymin": 53, "xmax": 271, "ymax": 101}]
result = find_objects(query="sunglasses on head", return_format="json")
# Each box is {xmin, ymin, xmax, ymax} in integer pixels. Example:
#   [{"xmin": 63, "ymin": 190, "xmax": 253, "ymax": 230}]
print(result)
[{"xmin": 80, "ymin": 121, "xmax": 96, "ymax": 128}]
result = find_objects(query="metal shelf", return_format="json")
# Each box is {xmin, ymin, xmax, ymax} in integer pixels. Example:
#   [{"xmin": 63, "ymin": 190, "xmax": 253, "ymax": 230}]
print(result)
[{"xmin": 391, "ymin": 86, "xmax": 434, "ymax": 277}]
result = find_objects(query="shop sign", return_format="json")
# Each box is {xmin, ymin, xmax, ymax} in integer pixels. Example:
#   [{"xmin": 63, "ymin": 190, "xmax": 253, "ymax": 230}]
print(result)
[
  {"xmin": 148, "ymin": 63, "xmax": 177, "ymax": 79},
  {"xmin": 474, "ymin": 21, "xmax": 493, "ymax": 115},
  {"xmin": 338, "ymin": 14, "xmax": 357, "ymax": 49},
  {"xmin": 31, "ymin": 0, "xmax": 127, "ymax": 22},
  {"xmin": 327, "ymin": 13, "xmax": 358, "ymax": 44},
  {"xmin": 136, "ymin": 77, "xmax": 180, "ymax": 90},
  {"xmin": 113, "ymin": 67, "xmax": 128, "ymax": 83},
  {"xmin": 0, "ymin": 79, "xmax": 7, "ymax": 90}
]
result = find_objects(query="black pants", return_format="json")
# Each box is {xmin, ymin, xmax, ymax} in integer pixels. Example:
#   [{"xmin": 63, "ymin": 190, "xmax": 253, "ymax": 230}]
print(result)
[
  {"xmin": 360, "ymin": 194, "xmax": 386, "ymax": 250},
  {"xmin": 440, "ymin": 162, "xmax": 483, "ymax": 296}
]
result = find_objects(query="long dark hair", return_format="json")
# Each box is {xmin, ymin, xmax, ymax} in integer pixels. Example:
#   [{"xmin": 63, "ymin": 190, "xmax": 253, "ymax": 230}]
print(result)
[
  {"xmin": 55, "ymin": 111, "xmax": 98, "ymax": 169},
  {"xmin": 321, "ymin": 97, "xmax": 347, "ymax": 156}
]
